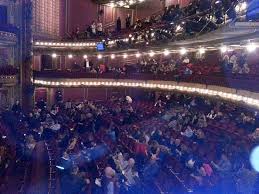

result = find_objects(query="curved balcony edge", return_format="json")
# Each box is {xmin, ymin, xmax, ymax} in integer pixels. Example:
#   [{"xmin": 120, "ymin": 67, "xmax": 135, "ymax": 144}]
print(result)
[
  {"xmin": 33, "ymin": 71, "xmax": 259, "ymax": 93},
  {"xmin": 33, "ymin": 77, "xmax": 259, "ymax": 109}
]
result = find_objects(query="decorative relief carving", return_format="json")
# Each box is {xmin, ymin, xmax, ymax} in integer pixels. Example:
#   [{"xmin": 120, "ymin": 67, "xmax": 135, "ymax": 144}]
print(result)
[{"xmin": 0, "ymin": 31, "xmax": 17, "ymax": 42}]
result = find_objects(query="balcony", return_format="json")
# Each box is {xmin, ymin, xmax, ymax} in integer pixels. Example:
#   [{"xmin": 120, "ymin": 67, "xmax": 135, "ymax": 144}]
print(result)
[
  {"xmin": 33, "ymin": 70, "xmax": 259, "ymax": 92},
  {"xmin": 0, "ymin": 24, "xmax": 18, "ymax": 45},
  {"xmin": 0, "ymin": 66, "xmax": 19, "ymax": 86}
]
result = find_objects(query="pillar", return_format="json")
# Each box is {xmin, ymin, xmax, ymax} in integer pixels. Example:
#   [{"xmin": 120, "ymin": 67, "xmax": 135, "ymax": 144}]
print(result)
[{"xmin": 20, "ymin": 0, "xmax": 33, "ymax": 111}]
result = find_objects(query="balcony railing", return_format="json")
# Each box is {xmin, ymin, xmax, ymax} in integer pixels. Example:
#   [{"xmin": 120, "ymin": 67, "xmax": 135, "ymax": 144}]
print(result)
[
  {"xmin": 0, "ymin": 66, "xmax": 19, "ymax": 76},
  {"xmin": 33, "ymin": 70, "xmax": 259, "ymax": 92},
  {"xmin": 0, "ymin": 24, "xmax": 19, "ymax": 34}
]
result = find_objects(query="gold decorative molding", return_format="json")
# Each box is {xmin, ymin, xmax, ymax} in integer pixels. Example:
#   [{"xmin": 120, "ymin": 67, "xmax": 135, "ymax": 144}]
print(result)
[
  {"xmin": 0, "ymin": 75, "xmax": 18, "ymax": 86},
  {"xmin": 0, "ymin": 31, "xmax": 17, "ymax": 43}
]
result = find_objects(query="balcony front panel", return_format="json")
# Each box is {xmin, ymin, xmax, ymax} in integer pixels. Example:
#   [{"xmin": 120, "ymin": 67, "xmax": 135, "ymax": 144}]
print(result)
[{"xmin": 34, "ymin": 70, "xmax": 259, "ymax": 93}]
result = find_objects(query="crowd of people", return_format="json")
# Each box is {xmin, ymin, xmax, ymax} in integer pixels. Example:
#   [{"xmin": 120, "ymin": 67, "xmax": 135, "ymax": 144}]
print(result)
[
  {"xmin": 0, "ymin": 124, "xmax": 13, "ymax": 189},
  {"xmin": 66, "ymin": 49, "xmax": 253, "ymax": 78},
  {"xmin": 68, "ymin": 0, "xmax": 246, "ymax": 48},
  {"xmin": 0, "ymin": 90, "xmax": 259, "ymax": 193},
  {"xmin": 222, "ymin": 51, "xmax": 251, "ymax": 74}
]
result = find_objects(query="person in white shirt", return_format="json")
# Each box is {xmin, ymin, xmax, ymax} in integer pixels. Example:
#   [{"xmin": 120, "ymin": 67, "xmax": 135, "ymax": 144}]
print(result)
[
  {"xmin": 116, "ymin": 153, "xmax": 128, "ymax": 170},
  {"xmin": 242, "ymin": 63, "xmax": 250, "ymax": 74},
  {"xmin": 123, "ymin": 158, "xmax": 138, "ymax": 186},
  {"xmin": 207, "ymin": 110, "xmax": 217, "ymax": 119}
]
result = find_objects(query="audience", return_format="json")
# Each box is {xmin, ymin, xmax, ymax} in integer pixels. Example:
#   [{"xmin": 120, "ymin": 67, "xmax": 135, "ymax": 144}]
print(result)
[
  {"xmin": 55, "ymin": 48, "xmax": 258, "ymax": 80},
  {"xmin": 0, "ymin": 90, "xmax": 258, "ymax": 194},
  {"xmin": 67, "ymin": 0, "xmax": 248, "ymax": 43}
]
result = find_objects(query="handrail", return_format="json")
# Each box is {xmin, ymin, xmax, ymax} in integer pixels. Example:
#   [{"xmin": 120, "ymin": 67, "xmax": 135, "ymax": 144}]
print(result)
[{"xmin": 168, "ymin": 168, "xmax": 193, "ymax": 193}]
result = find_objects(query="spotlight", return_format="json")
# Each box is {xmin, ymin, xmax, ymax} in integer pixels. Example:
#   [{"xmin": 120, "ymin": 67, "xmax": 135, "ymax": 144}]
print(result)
[
  {"xmin": 52, "ymin": 53, "xmax": 57, "ymax": 58},
  {"xmin": 246, "ymin": 43, "xmax": 257, "ymax": 52},
  {"xmin": 149, "ymin": 51, "xmax": 155, "ymax": 57},
  {"xmin": 97, "ymin": 54, "xmax": 102, "ymax": 59},
  {"xmin": 136, "ymin": 52, "xmax": 141, "ymax": 58},
  {"xmin": 220, "ymin": 46, "xmax": 228, "ymax": 53},
  {"xmin": 68, "ymin": 54, "xmax": 73, "ymax": 59},
  {"xmin": 123, "ymin": 53, "xmax": 128, "ymax": 59},
  {"xmin": 119, "ymin": 1, "xmax": 125, "ymax": 6},
  {"xmin": 163, "ymin": 49, "xmax": 170, "ymax": 56},
  {"xmin": 198, "ymin": 47, "xmax": 206, "ymax": 54},
  {"xmin": 83, "ymin": 55, "xmax": 88, "ymax": 59},
  {"xmin": 110, "ymin": 2, "xmax": 115, "ymax": 7},
  {"xmin": 111, "ymin": 54, "xmax": 115, "ymax": 59},
  {"xmin": 180, "ymin": 48, "xmax": 187, "ymax": 55},
  {"xmin": 129, "ymin": 0, "xmax": 134, "ymax": 5}
]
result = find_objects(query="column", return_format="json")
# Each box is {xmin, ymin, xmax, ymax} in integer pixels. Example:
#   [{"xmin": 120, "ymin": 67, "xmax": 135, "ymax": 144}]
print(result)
[{"xmin": 20, "ymin": 0, "xmax": 34, "ymax": 111}]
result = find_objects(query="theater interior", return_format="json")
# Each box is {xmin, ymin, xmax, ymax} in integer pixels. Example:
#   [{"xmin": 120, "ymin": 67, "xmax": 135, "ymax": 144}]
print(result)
[{"xmin": 0, "ymin": 0, "xmax": 259, "ymax": 193}]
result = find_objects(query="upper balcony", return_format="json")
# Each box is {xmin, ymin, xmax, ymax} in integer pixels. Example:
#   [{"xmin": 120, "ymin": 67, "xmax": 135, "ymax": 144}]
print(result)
[
  {"xmin": 0, "ymin": 24, "xmax": 18, "ymax": 46},
  {"xmin": 0, "ymin": 0, "xmax": 20, "ymax": 46},
  {"xmin": 32, "ymin": 0, "xmax": 259, "ymax": 108},
  {"xmin": 33, "ymin": 0, "xmax": 258, "ymax": 54},
  {"xmin": 0, "ymin": 65, "xmax": 19, "ymax": 86}
]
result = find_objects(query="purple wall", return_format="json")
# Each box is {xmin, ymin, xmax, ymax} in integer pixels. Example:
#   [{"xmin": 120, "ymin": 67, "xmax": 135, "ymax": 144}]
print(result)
[
  {"xmin": 67, "ymin": 0, "xmax": 133, "ymax": 33},
  {"xmin": 135, "ymin": 0, "xmax": 164, "ymax": 20},
  {"xmin": 67, "ymin": 0, "xmax": 98, "ymax": 33},
  {"xmin": 64, "ymin": 0, "xmax": 193, "ymax": 34}
]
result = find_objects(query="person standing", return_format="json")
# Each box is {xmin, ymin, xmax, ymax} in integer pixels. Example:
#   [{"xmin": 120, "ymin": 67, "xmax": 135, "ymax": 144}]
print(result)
[
  {"xmin": 126, "ymin": 14, "xmax": 131, "ymax": 29},
  {"xmin": 97, "ymin": 21, "xmax": 103, "ymax": 36},
  {"xmin": 116, "ymin": 17, "xmax": 121, "ymax": 32},
  {"xmin": 91, "ymin": 21, "xmax": 96, "ymax": 37}
]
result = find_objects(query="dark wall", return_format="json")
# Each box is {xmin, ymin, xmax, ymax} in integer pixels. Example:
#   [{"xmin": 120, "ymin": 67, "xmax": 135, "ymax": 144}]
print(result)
[
  {"xmin": 35, "ymin": 87, "xmax": 153, "ymax": 105},
  {"xmin": 0, "ymin": 5, "xmax": 8, "ymax": 25}
]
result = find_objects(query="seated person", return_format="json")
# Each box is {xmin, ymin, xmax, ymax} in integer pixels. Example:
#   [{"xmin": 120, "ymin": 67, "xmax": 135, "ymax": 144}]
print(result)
[
  {"xmin": 181, "ymin": 125, "xmax": 194, "ymax": 138},
  {"xmin": 207, "ymin": 110, "xmax": 217, "ymax": 119},
  {"xmin": 99, "ymin": 167, "xmax": 119, "ymax": 194}
]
